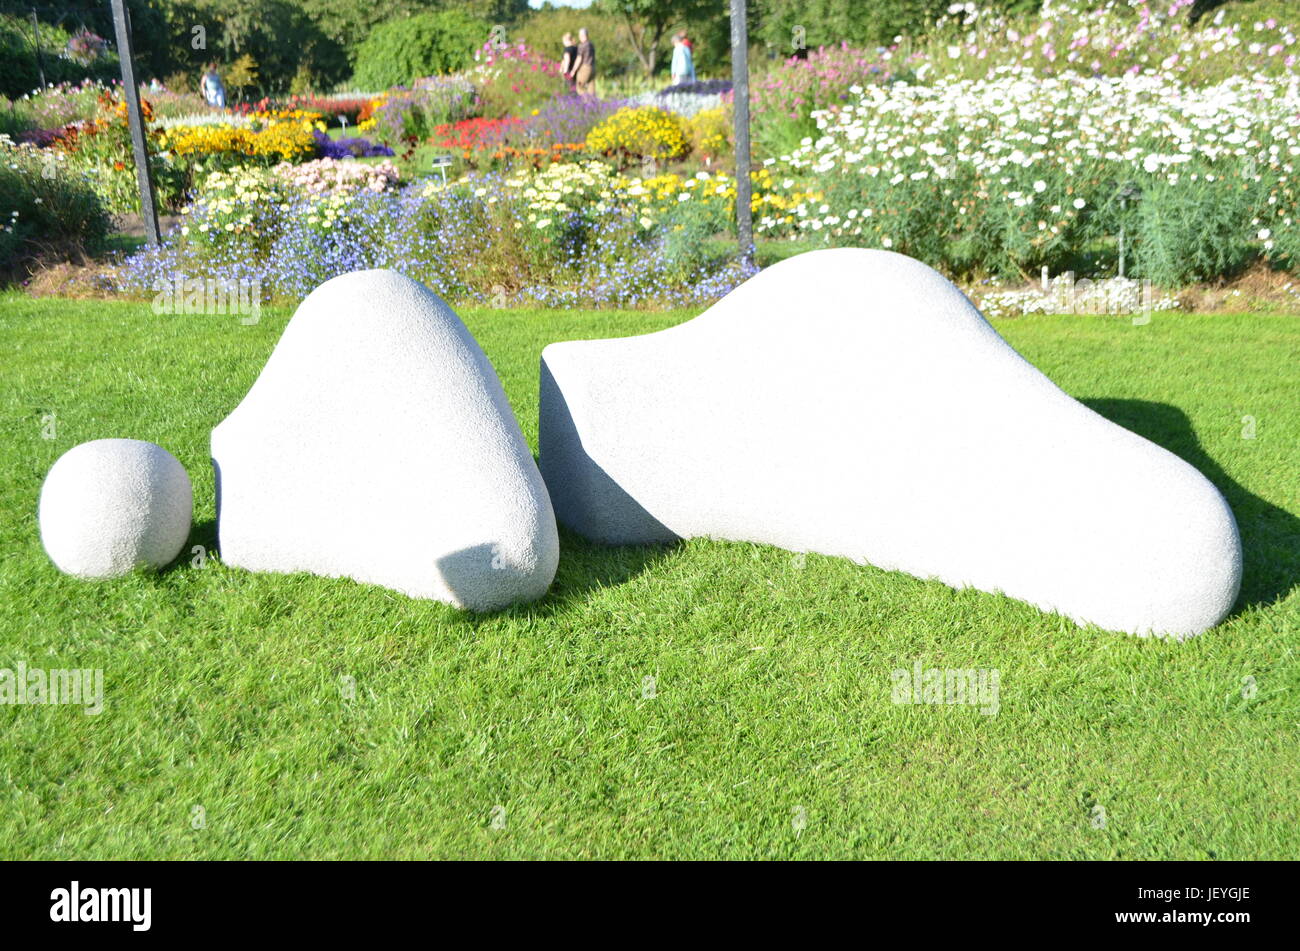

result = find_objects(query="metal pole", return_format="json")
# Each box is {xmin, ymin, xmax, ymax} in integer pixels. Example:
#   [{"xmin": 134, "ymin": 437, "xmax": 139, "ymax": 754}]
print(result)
[
  {"xmin": 109, "ymin": 0, "xmax": 160, "ymax": 245},
  {"xmin": 730, "ymin": 0, "xmax": 753, "ymax": 266},
  {"xmin": 1118, "ymin": 198, "xmax": 1127, "ymax": 279},
  {"xmin": 30, "ymin": 10, "xmax": 46, "ymax": 88}
]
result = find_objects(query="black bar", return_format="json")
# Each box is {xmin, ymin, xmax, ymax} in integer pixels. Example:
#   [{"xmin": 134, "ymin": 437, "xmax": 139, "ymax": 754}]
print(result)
[
  {"xmin": 730, "ymin": 0, "xmax": 754, "ymax": 267},
  {"xmin": 0, "ymin": 860, "xmax": 1289, "ymax": 939},
  {"xmin": 109, "ymin": 0, "xmax": 160, "ymax": 246}
]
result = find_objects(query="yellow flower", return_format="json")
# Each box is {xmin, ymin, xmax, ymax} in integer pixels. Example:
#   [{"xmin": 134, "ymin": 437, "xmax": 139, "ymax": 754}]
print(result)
[{"xmin": 586, "ymin": 107, "xmax": 689, "ymax": 160}]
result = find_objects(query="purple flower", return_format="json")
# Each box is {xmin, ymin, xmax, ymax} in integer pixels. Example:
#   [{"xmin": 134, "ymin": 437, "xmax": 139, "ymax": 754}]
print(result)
[{"xmin": 313, "ymin": 130, "xmax": 394, "ymax": 159}]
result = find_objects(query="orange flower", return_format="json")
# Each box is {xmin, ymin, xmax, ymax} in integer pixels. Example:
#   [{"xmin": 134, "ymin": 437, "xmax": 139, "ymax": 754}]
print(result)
[{"xmin": 113, "ymin": 161, "xmax": 126, "ymax": 171}]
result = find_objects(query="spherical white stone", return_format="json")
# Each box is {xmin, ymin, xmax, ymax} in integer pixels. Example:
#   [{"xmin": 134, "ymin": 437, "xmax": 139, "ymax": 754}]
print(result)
[
  {"xmin": 39, "ymin": 439, "xmax": 193, "ymax": 579},
  {"xmin": 211, "ymin": 269, "xmax": 558, "ymax": 612},
  {"xmin": 539, "ymin": 248, "xmax": 1243, "ymax": 639}
]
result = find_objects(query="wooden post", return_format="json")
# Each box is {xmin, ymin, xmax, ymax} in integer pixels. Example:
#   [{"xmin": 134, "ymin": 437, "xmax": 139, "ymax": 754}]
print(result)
[
  {"xmin": 730, "ymin": 0, "xmax": 754, "ymax": 266},
  {"xmin": 110, "ymin": 0, "xmax": 161, "ymax": 245}
]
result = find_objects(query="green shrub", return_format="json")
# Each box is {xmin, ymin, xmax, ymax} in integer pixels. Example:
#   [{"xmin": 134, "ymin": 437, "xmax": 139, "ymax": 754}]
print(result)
[
  {"xmin": 352, "ymin": 12, "xmax": 489, "ymax": 90},
  {"xmin": 1130, "ymin": 173, "xmax": 1263, "ymax": 286},
  {"xmin": 0, "ymin": 137, "xmax": 111, "ymax": 279},
  {"xmin": 687, "ymin": 107, "xmax": 732, "ymax": 162},
  {"xmin": 1203, "ymin": 0, "xmax": 1296, "ymax": 28},
  {"xmin": 0, "ymin": 81, "xmax": 104, "ymax": 138},
  {"xmin": 657, "ymin": 196, "xmax": 731, "ymax": 283},
  {"xmin": 754, "ymin": 0, "xmax": 951, "ymax": 52},
  {"xmin": 0, "ymin": 15, "xmax": 118, "ymax": 99}
]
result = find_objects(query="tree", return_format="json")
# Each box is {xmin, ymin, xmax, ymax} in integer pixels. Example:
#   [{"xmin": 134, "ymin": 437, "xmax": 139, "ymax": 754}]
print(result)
[
  {"xmin": 752, "ymin": 0, "xmax": 940, "ymax": 53},
  {"xmin": 598, "ymin": 0, "xmax": 719, "ymax": 76},
  {"xmin": 352, "ymin": 11, "xmax": 489, "ymax": 90},
  {"xmin": 513, "ymin": 6, "xmax": 641, "ymax": 76},
  {"xmin": 298, "ymin": 0, "xmax": 528, "ymax": 66},
  {"xmin": 167, "ymin": 0, "xmax": 347, "ymax": 95}
]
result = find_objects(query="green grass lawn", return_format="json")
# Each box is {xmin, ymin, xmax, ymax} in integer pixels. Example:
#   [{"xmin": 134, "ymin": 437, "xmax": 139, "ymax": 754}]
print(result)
[{"xmin": 1, "ymin": 294, "xmax": 1297, "ymax": 859}]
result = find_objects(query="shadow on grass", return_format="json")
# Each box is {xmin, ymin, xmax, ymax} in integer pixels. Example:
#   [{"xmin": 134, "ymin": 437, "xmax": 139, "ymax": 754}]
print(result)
[
  {"xmin": 157, "ymin": 517, "xmax": 217, "ymax": 574},
  {"xmin": 182, "ymin": 401, "xmax": 1297, "ymax": 621},
  {"xmin": 483, "ymin": 527, "xmax": 681, "ymax": 622},
  {"xmin": 1084, "ymin": 398, "xmax": 1300, "ymax": 613},
  {"xmin": 436, "ymin": 537, "xmax": 678, "ymax": 615},
  {"xmin": 190, "ymin": 517, "xmax": 218, "ymax": 556},
  {"xmin": 183, "ymin": 514, "xmax": 677, "ymax": 620}
]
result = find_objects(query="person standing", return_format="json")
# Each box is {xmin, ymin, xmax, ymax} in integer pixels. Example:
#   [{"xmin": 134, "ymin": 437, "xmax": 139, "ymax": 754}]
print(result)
[
  {"xmin": 200, "ymin": 63, "xmax": 226, "ymax": 108},
  {"xmin": 670, "ymin": 32, "xmax": 696, "ymax": 85},
  {"xmin": 559, "ymin": 32, "xmax": 578, "ymax": 93},
  {"xmin": 574, "ymin": 28, "xmax": 597, "ymax": 97}
]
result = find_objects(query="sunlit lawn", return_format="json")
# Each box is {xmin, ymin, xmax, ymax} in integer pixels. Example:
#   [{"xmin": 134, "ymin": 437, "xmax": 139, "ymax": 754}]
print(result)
[{"xmin": 0, "ymin": 294, "xmax": 1296, "ymax": 858}]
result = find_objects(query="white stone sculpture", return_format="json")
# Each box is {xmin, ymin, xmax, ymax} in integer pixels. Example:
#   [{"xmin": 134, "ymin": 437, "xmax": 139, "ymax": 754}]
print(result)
[
  {"xmin": 539, "ymin": 248, "xmax": 1242, "ymax": 638},
  {"xmin": 212, "ymin": 269, "xmax": 558, "ymax": 611},
  {"xmin": 40, "ymin": 439, "xmax": 193, "ymax": 579}
]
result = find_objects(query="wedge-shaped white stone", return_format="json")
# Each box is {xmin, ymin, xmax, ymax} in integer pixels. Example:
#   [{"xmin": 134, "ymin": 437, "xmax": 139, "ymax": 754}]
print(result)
[
  {"xmin": 539, "ymin": 249, "xmax": 1241, "ymax": 638},
  {"xmin": 213, "ymin": 270, "xmax": 558, "ymax": 611}
]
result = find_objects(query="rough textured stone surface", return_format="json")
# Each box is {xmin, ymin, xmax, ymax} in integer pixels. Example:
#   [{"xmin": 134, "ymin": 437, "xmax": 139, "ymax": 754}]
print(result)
[
  {"xmin": 212, "ymin": 269, "xmax": 558, "ymax": 611},
  {"xmin": 40, "ymin": 439, "xmax": 192, "ymax": 578},
  {"xmin": 540, "ymin": 248, "xmax": 1242, "ymax": 638}
]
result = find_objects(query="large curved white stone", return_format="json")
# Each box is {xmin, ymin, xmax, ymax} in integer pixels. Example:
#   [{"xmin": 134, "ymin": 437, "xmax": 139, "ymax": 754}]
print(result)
[
  {"xmin": 539, "ymin": 248, "xmax": 1242, "ymax": 638},
  {"xmin": 40, "ymin": 438, "xmax": 193, "ymax": 578},
  {"xmin": 212, "ymin": 269, "xmax": 558, "ymax": 611}
]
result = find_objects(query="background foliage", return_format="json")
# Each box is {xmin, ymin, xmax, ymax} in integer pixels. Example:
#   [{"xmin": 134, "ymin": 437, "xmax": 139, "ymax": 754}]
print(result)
[
  {"xmin": 352, "ymin": 11, "xmax": 489, "ymax": 91},
  {"xmin": 1, "ymin": 0, "xmax": 1290, "ymax": 98}
]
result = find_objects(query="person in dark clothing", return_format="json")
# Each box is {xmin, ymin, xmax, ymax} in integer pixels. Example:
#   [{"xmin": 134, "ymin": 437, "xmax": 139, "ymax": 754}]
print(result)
[{"xmin": 560, "ymin": 32, "xmax": 578, "ymax": 92}]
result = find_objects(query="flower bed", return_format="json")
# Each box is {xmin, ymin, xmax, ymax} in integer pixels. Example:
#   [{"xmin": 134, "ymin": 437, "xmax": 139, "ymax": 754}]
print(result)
[
  {"xmin": 1, "ymin": 134, "xmax": 110, "ymax": 274},
  {"xmin": 751, "ymin": 44, "xmax": 895, "ymax": 157},
  {"xmin": 761, "ymin": 68, "xmax": 1300, "ymax": 284},
  {"xmin": 16, "ymin": 0, "xmax": 1300, "ymax": 295},
  {"xmin": 367, "ymin": 78, "xmax": 479, "ymax": 142},
  {"xmin": 274, "ymin": 93, "xmax": 379, "ymax": 126},
  {"xmin": 586, "ymin": 107, "xmax": 690, "ymax": 165},
  {"xmin": 275, "ymin": 158, "xmax": 401, "ymax": 195},
  {"xmin": 922, "ymin": 0, "xmax": 1298, "ymax": 85},
  {"xmin": 312, "ymin": 130, "xmax": 394, "ymax": 159},
  {"xmin": 162, "ymin": 117, "xmax": 319, "ymax": 165},
  {"xmin": 430, "ymin": 116, "xmax": 526, "ymax": 152},
  {"xmin": 116, "ymin": 158, "xmax": 779, "ymax": 308},
  {"xmin": 0, "ymin": 79, "xmax": 106, "ymax": 137},
  {"xmin": 471, "ymin": 41, "xmax": 566, "ymax": 119}
]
